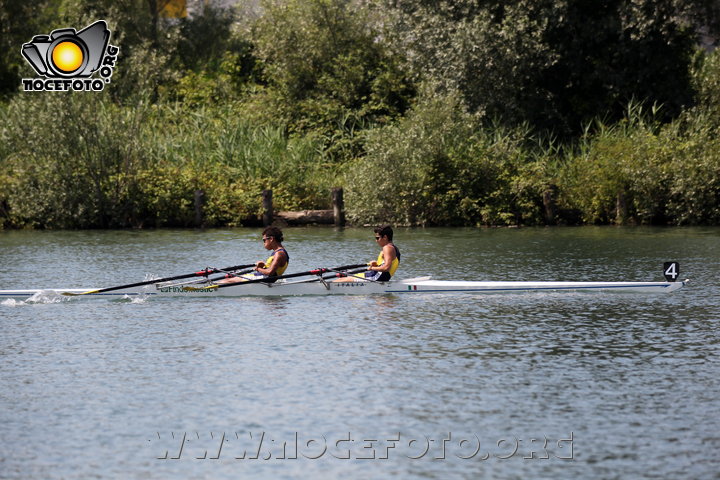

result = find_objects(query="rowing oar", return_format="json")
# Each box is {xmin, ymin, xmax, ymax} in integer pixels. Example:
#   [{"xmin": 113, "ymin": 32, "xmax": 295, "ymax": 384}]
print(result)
[
  {"xmin": 63, "ymin": 264, "xmax": 256, "ymax": 296},
  {"xmin": 325, "ymin": 267, "xmax": 368, "ymax": 277},
  {"xmin": 162, "ymin": 268, "xmax": 257, "ymax": 288},
  {"xmin": 185, "ymin": 263, "xmax": 369, "ymax": 290},
  {"xmin": 322, "ymin": 266, "xmax": 382, "ymax": 281}
]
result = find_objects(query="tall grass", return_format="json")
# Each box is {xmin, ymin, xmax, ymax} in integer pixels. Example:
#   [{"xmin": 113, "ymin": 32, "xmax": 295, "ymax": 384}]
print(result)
[
  {"xmin": 558, "ymin": 101, "xmax": 720, "ymax": 225},
  {"xmin": 0, "ymin": 94, "xmax": 331, "ymax": 228}
]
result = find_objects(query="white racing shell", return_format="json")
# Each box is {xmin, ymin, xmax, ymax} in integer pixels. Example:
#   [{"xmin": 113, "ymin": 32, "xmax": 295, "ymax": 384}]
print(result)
[{"xmin": 0, "ymin": 276, "xmax": 687, "ymax": 299}]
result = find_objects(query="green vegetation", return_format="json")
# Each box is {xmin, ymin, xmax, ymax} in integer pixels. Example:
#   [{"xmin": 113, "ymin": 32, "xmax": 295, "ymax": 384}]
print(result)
[
  {"xmin": 1, "ymin": 0, "xmax": 719, "ymax": 228},
  {"xmin": 0, "ymin": 94, "xmax": 332, "ymax": 228}
]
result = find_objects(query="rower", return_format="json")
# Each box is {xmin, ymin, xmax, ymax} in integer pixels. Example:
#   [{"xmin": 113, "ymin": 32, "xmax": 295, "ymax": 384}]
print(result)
[
  {"xmin": 219, "ymin": 226, "xmax": 289, "ymax": 284},
  {"xmin": 365, "ymin": 225, "xmax": 400, "ymax": 281},
  {"xmin": 254, "ymin": 226, "xmax": 289, "ymax": 281},
  {"xmin": 332, "ymin": 225, "xmax": 400, "ymax": 283}
]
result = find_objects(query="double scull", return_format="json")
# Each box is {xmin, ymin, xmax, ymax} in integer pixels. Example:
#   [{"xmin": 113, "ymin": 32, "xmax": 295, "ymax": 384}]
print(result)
[{"xmin": 0, "ymin": 262, "xmax": 686, "ymax": 300}]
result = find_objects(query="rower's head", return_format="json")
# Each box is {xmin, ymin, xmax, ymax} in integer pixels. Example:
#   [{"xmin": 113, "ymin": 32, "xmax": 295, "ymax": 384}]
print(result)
[
  {"xmin": 262, "ymin": 226, "xmax": 284, "ymax": 248},
  {"xmin": 374, "ymin": 225, "xmax": 393, "ymax": 244}
]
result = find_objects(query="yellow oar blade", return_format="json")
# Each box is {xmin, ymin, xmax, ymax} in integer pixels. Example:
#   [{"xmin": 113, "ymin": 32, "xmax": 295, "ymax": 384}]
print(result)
[
  {"xmin": 62, "ymin": 289, "xmax": 100, "ymax": 296},
  {"xmin": 182, "ymin": 285, "xmax": 219, "ymax": 292}
]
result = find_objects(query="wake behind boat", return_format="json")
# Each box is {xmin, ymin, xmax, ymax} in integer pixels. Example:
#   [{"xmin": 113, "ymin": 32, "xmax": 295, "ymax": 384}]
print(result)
[{"xmin": 0, "ymin": 262, "xmax": 686, "ymax": 300}]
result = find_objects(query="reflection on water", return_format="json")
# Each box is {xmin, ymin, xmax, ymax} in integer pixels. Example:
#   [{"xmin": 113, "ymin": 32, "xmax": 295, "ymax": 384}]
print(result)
[{"xmin": 0, "ymin": 227, "xmax": 719, "ymax": 479}]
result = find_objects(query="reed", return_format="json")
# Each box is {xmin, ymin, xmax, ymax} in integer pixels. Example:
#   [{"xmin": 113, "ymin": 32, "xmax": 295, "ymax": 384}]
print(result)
[{"xmin": 0, "ymin": 94, "xmax": 332, "ymax": 228}]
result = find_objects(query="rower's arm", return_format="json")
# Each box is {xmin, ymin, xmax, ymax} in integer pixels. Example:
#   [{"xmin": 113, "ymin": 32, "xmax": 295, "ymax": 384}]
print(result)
[
  {"xmin": 257, "ymin": 250, "xmax": 287, "ymax": 276},
  {"xmin": 370, "ymin": 245, "xmax": 396, "ymax": 273}
]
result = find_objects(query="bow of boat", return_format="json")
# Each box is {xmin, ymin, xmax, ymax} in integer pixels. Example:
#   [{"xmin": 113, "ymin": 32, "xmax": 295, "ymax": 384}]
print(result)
[{"xmin": 394, "ymin": 278, "xmax": 687, "ymax": 294}]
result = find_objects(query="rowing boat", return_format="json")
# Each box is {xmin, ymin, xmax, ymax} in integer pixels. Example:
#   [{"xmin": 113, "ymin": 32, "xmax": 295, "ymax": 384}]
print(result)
[
  {"xmin": 0, "ymin": 276, "xmax": 686, "ymax": 300},
  {"xmin": 0, "ymin": 261, "xmax": 686, "ymax": 301}
]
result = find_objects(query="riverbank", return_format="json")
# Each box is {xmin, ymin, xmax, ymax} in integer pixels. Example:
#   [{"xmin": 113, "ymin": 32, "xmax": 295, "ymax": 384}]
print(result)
[
  {"xmin": 2, "ymin": 90, "xmax": 719, "ymax": 230},
  {"xmin": 3, "ymin": 2, "xmax": 719, "ymax": 230}
]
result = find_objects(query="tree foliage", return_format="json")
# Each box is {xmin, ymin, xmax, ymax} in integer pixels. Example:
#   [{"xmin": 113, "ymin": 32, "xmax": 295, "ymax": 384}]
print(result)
[
  {"xmin": 382, "ymin": 0, "xmax": 710, "ymax": 136},
  {"xmin": 247, "ymin": 0, "xmax": 414, "ymax": 155},
  {"xmin": 345, "ymin": 86, "xmax": 548, "ymax": 226},
  {"xmin": 0, "ymin": 0, "xmax": 719, "ymax": 228}
]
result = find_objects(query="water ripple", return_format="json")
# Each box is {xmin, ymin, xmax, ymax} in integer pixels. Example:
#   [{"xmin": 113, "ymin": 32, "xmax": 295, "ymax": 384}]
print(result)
[{"xmin": 1, "ymin": 227, "xmax": 718, "ymax": 479}]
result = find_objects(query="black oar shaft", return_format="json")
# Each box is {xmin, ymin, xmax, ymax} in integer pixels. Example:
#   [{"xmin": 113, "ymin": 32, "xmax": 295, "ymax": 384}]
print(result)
[
  {"xmin": 164, "ymin": 268, "xmax": 257, "ymax": 288},
  {"xmin": 81, "ymin": 263, "xmax": 255, "ymax": 295}
]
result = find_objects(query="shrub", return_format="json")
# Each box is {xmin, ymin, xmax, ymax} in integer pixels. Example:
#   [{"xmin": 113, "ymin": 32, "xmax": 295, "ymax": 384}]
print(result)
[{"xmin": 344, "ymin": 87, "xmax": 549, "ymax": 226}]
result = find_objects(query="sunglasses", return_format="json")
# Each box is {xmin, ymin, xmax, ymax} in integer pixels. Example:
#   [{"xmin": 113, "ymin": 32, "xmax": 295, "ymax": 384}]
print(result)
[
  {"xmin": 374, "ymin": 236, "xmax": 382, "ymax": 240},
  {"xmin": 262, "ymin": 236, "xmax": 273, "ymax": 242}
]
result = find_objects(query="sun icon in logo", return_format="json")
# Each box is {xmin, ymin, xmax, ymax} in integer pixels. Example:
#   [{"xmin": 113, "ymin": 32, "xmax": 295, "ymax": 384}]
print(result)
[
  {"xmin": 51, "ymin": 41, "xmax": 84, "ymax": 73},
  {"xmin": 21, "ymin": 20, "xmax": 119, "ymax": 90}
]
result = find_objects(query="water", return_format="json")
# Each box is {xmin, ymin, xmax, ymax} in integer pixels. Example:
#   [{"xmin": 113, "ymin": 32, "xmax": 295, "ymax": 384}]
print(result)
[{"xmin": 1, "ymin": 227, "xmax": 718, "ymax": 479}]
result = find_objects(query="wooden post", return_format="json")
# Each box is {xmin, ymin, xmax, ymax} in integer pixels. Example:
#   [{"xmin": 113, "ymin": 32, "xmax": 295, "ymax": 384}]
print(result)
[
  {"xmin": 616, "ymin": 190, "xmax": 627, "ymax": 225},
  {"xmin": 194, "ymin": 189, "xmax": 205, "ymax": 228},
  {"xmin": 543, "ymin": 185, "xmax": 557, "ymax": 225},
  {"xmin": 262, "ymin": 189, "xmax": 273, "ymax": 226},
  {"xmin": 332, "ymin": 187, "xmax": 345, "ymax": 227}
]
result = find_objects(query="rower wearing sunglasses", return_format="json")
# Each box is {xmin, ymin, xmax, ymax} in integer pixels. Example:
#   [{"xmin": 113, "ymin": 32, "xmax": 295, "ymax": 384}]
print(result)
[
  {"xmin": 255, "ymin": 226, "xmax": 289, "ymax": 280},
  {"xmin": 219, "ymin": 226, "xmax": 289, "ymax": 284},
  {"xmin": 365, "ymin": 225, "xmax": 400, "ymax": 281}
]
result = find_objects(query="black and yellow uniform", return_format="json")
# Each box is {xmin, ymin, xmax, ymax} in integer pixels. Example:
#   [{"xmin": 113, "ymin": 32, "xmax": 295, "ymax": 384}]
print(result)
[{"xmin": 366, "ymin": 244, "xmax": 400, "ymax": 281}]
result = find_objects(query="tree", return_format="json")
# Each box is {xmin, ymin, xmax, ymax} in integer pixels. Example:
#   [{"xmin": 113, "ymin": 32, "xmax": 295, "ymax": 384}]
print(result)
[
  {"xmin": 0, "ymin": 0, "xmax": 64, "ymax": 98},
  {"xmin": 249, "ymin": 0, "xmax": 414, "ymax": 143},
  {"xmin": 382, "ymin": 0, "xmax": 713, "ymax": 136},
  {"xmin": 541, "ymin": 0, "xmax": 698, "ymax": 132}
]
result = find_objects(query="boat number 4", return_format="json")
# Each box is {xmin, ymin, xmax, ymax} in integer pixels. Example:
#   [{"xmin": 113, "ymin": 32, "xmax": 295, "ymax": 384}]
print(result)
[{"xmin": 663, "ymin": 262, "xmax": 680, "ymax": 282}]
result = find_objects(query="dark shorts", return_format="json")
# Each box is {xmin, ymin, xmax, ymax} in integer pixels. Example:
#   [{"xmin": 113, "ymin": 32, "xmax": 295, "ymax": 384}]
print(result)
[
  {"xmin": 365, "ymin": 271, "xmax": 391, "ymax": 282},
  {"xmin": 242, "ymin": 272, "xmax": 278, "ymax": 283}
]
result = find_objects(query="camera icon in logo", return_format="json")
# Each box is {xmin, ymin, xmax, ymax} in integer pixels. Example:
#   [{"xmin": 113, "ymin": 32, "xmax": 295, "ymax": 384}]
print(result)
[{"xmin": 21, "ymin": 20, "xmax": 110, "ymax": 78}]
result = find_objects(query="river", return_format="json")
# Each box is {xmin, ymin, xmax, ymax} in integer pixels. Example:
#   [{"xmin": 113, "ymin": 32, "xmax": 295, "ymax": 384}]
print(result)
[{"xmin": 1, "ymin": 226, "xmax": 718, "ymax": 479}]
